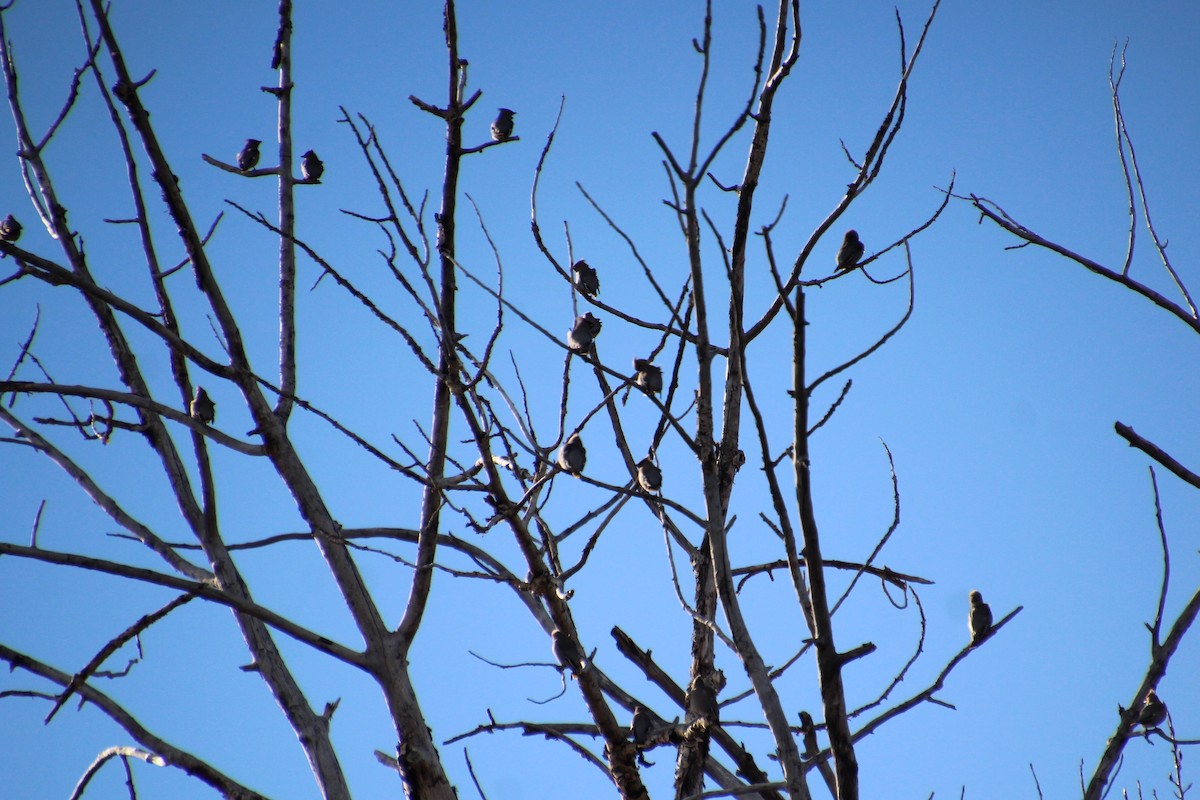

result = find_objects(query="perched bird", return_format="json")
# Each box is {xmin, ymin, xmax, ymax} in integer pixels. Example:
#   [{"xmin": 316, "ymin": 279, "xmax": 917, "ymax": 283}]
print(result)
[
  {"xmin": 491, "ymin": 108, "xmax": 515, "ymax": 141},
  {"xmin": 567, "ymin": 312, "xmax": 602, "ymax": 351},
  {"xmin": 835, "ymin": 229, "xmax": 865, "ymax": 272},
  {"xmin": 1138, "ymin": 690, "xmax": 1167, "ymax": 728},
  {"xmin": 633, "ymin": 358, "xmax": 663, "ymax": 394},
  {"xmin": 557, "ymin": 432, "xmax": 586, "ymax": 476},
  {"xmin": 968, "ymin": 590, "xmax": 993, "ymax": 646},
  {"xmin": 237, "ymin": 139, "xmax": 262, "ymax": 172},
  {"xmin": 631, "ymin": 706, "xmax": 653, "ymax": 748},
  {"xmin": 637, "ymin": 457, "xmax": 662, "ymax": 493},
  {"xmin": 551, "ymin": 628, "xmax": 585, "ymax": 675},
  {"xmin": 301, "ymin": 149, "xmax": 324, "ymax": 181},
  {"xmin": 190, "ymin": 387, "xmax": 216, "ymax": 425},
  {"xmin": 0, "ymin": 214, "xmax": 21, "ymax": 243},
  {"xmin": 687, "ymin": 676, "xmax": 719, "ymax": 724},
  {"xmin": 571, "ymin": 260, "xmax": 600, "ymax": 297}
]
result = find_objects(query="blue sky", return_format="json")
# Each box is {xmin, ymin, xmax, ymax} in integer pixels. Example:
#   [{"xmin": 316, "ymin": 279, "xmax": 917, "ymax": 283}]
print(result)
[{"xmin": 2, "ymin": 1, "xmax": 1199, "ymax": 798}]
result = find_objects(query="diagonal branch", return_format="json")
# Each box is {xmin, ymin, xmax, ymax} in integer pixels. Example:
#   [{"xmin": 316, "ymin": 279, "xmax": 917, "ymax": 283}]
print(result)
[
  {"xmin": 0, "ymin": 642, "xmax": 268, "ymax": 800},
  {"xmin": 45, "ymin": 590, "xmax": 200, "ymax": 724},
  {"xmin": 969, "ymin": 194, "xmax": 1200, "ymax": 335},
  {"xmin": 1114, "ymin": 422, "xmax": 1200, "ymax": 490},
  {"xmin": 0, "ymin": 541, "xmax": 368, "ymax": 668}
]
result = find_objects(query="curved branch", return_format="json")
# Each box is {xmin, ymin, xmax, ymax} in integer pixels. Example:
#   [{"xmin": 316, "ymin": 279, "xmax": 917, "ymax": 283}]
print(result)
[
  {"xmin": 850, "ymin": 606, "xmax": 1023, "ymax": 745},
  {"xmin": 807, "ymin": 242, "xmax": 915, "ymax": 397},
  {"xmin": 68, "ymin": 746, "xmax": 165, "ymax": 800},
  {"xmin": 0, "ymin": 642, "xmax": 267, "ymax": 800}
]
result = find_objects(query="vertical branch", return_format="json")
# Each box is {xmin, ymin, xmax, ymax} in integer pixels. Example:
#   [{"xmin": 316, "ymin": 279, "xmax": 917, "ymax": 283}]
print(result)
[
  {"xmin": 395, "ymin": 0, "xmax": 464, "ymax": 647},
  {"xmin": 385, "ymin": 3, "xmax": 470, "ymax": 795},
  {"xmin": 706, "ymin": 1, "xmax": 811, "ymax": 797},
  {"xmin": 1084, "ymin": 474, "xmax": 1200, "ymax": 800},
  {"xmin": 273, "ymin": 0, "xmax": 298, "ymax": 420},
  {"xmin": 675, "ymin": 86, "xmax": 718, "ymax": 800},
  {"xmin": 663, "ymin": 11, "xmax": 719, "ymax": 799},
  {"xmin": 794, "ymin": 286, "xmax": 858, "ymax": 800},
  {"xmin": 1107, "ymin": 42, "xmax": 1137, "ymax": 277}
]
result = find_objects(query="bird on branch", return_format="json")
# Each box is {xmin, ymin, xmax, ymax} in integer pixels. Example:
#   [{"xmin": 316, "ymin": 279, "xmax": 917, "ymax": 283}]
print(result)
[{"xmin": 835, "ymin": 229, "xmax": 865, "ymax": 272}]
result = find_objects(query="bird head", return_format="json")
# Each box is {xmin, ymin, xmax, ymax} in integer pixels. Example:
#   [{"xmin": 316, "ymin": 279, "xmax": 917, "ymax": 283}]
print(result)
[{"xmin": 969, "ymin": 590, "xmax": 983, "ymax": 604}]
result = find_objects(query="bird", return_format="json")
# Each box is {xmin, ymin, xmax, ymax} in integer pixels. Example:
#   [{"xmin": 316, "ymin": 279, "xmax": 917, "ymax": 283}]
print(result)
[
  {"xmin": 0, "ymin": 214, "xmax": 21, "ymax": 243},
  {"xmin": 633, "ymin": 358, "xmax": 663, "ymax": 394},
  {"xmin": 835, "ymin": 229, "xmax": 865, "ymax": 272},
  {"xmin": 190, "ymin": 387, "xmax": 216, "ymax": 425},
  {"xmin": 301, "ymin": 150, "xmax": 324, "ymax": 181},
  {"xmin": 567, "ymin": 312, "xmax": 602, "ymax": 351},
  {"xmin": 637, "ymin": 457, "xmax": 662, "ymax": 493},
  {"xmin": 491, "ymin": 108, "xmax": 515, "ymax": 141},
  {"xmin": 687, "ymin": 676, "xmax": 719, "ymax": 724},
  {"xmin": 557, "ymin": 432, "xmax": 586, "ymax": 476},
  {"xmin": 571, "ymin": 260, "xmax": 600, "ymax": 297},
  {"xmin": 968, "ymin": 590, "xmax": 993, "ymax": 646},
  {"xmin": 1138, "ymin": 690, "xmax": 1167, "ymax": 728},
  {"xmin": 631, "ymin": 706, "xmax": 653, "ymax": 748},
  {"xmin": 237, "ymin": 139, "xmax": 262, "ymax": 172},
  {"xmin": 551, "ymin": 628, "xmax": 585, "ymax": 676}
]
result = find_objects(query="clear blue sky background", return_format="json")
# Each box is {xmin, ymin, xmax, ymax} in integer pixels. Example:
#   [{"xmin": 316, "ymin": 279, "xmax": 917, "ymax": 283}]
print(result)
[{"xmin": 2, "ymin": 1, "xmax": 1199, "ymax": 798}]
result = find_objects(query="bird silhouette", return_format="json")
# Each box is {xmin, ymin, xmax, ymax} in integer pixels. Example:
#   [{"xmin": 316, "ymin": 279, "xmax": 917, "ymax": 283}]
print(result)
[
  {"xmin": 1138, "ymin": 689, "xmax": 1167, "ymax": 728},
  {"xmin": 633, "ymin": 358, "xmax": 662, "ymax": 394},
  {"xmin": 687, "ymin": 676, "xmax": 719, "ymax": 724},
  {"xmin": 567, "ymin": 313, "xmax": 602, "ymax": 351},
  {"xmin": 637, "ymin": 457, "xmax": 662, "ymax": 493},
  {"xmin": 551, "ymin": 628, "xmax": 585, "ymax": 676},
  {"xmin": 190, "ymin": 387, "xmax": 216, "ymax": 425},
  {"xmin": 571, "ymin": 260, "xmax": 600, "ymax": 297},
  {"xmin": 558, "ymin": 433, "xmax": 586, "ymax": 476},
  {"xmin": 631, "ymin": 706, "xmax": 653, "ymax": 748},
  {"xmin": 968, "ymin": 590, "xmax": 993, "ymax": 646},
  {"xmin": 491, "ymin": 108, "xmax": 515, "ymax": 141},
  {"xmin": 237, "ymin": 139, "xmax": 262, "ymax": 172},
  {"xmin": 301, "ymin": 150, "xmax": 324, "ymax": 181},
  {"xmin": 835, "ymin": 229, "xmax": 865, "ymax": 272},
  {"xmin": 0, "ymin": 214, "xmax": 21, "ymax": 243}
]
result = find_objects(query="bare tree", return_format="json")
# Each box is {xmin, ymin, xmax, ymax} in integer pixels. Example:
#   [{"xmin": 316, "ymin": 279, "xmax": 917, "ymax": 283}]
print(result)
[
  {"xmin": 0, "ymin": 1, "xmax": 1058, "ymax": 799},
  {"xmin": 970, "ymin": 43, "xmax": 1200, "ymax": 800}
]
